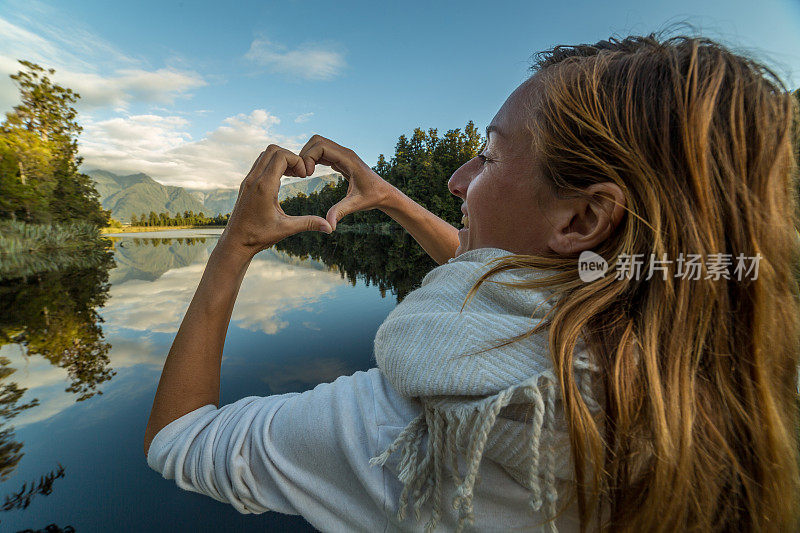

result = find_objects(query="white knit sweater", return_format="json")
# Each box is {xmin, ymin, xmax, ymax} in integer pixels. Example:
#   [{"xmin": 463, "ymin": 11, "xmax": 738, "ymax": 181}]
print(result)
[
  {"xmin": 147, "ymin": 369, "xmax": 585, "ymax": 532},
  {"xmin": 147, "ymin": 247, "xmax": 596, "ymax": 532},
  {"xmin": 370, "ymin": 247, "xmax": 599, "ymax": 532}
]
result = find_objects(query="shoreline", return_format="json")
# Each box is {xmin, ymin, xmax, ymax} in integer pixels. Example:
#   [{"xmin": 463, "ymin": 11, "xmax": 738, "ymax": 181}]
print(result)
[{"xmin": 100, "ymin": 225, "xmax": 226, "ymax": 235}]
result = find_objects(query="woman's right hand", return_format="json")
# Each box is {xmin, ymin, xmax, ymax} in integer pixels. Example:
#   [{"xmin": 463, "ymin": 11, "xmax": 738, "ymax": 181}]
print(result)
[{"xmin": 298, "ymin": 135, "xmax": 394, "ymax": 231}]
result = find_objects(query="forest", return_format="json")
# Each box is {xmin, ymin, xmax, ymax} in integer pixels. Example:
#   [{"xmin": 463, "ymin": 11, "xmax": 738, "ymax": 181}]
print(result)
[{"xmin": 128, "ymin": 210, "xmax": 228, "ymax": 228}]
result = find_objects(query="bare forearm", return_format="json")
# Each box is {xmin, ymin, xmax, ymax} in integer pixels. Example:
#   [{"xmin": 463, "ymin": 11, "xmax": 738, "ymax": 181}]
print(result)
[
  {"xmin": 144, "ymin": 241, "xmax": 252, "ymax": 455},
  {"xmin": 379, "ymin": 185, "xmax": 459, "ymax": 265}
]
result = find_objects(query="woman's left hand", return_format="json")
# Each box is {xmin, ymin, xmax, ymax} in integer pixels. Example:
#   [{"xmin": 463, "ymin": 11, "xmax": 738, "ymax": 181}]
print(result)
[{"xmin": 218, "ymin": 145, "xmax": 333, "ymax": 259}]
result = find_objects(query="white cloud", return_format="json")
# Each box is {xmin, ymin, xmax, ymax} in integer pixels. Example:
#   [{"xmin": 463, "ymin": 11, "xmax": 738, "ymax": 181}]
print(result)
[
  {"xmin": 101, "ymin": 249, "xmax": 347, "ymax": 336},
  {"xmin": 294, "ymin": 112, "xmax": 314, "ymax": 123},
  {"xmin": 0, "ymin": 333, "xmax": 168, "ymax": 428},
  {"xmin": 0, "ymin": 344, "xmax": 78, "ymax": 428},
  {"xmin": 245, "ymin": 38, "xmax": 345, "ymax": 80},
  {"xmin": 80, "ymin": 109, "xmax": 330, "ymax": 188},
  {"xmin": 0, "ymin": 14, "xmax": 206, "ymax": 112},
  {"xmin": 0, "ymin": 7, "xmax": 330, "ymax": 188},
  {"xmin": 58, "ymin": 67, "xmax": 206, "ymax": 108}
]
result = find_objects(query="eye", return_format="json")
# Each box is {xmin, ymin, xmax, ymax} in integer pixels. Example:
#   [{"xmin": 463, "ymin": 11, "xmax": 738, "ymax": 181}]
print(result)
[{"xmin": 477, "ymin": 154, "xmax": 491, "ymax": 165}]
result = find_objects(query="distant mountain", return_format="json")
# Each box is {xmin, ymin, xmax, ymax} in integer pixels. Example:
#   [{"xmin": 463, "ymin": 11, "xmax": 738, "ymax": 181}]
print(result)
[
  {"xmin": 87, "ymin": 170, "xmax": 156, "ymax": 200},
  {"xmin": 85, "ymin": 170, "xmax": 207, "ymax": 223},
  {"xmin": 183, "ymin": 188, "xmax": 239, "ymax": 220},
  {"xmin": 278, "ymin": 173, "xmax": 343, "ymax": 201},
  {"xmin": 85, "ymin": 169, "xmax": 343, "ymax": 223},
  {"xmin": 182, "ymin": 173, "xmax": 344, "ymax": 217}
]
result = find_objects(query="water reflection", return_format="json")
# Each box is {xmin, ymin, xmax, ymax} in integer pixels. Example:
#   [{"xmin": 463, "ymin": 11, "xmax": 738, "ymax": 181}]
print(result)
[
  {"xmin": 109, "ymin": 236, "xmax": 211, "ymax": 283},
  {"xmin": 0, "ymin": 234, "xmax": 115, "ymax": 530},
  {"xmin": 276, "ymin": 226, "xmax": 438, "ymax": 301},
  {"xmin": 0, "ymin": 227, "xmax": 433, "ymax": 531}
]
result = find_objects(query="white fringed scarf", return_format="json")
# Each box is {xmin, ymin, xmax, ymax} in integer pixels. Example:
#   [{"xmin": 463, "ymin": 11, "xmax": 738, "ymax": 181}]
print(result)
[{"xmin": 369, "ymin": 247, "xmax": 600, "ymax": 532}]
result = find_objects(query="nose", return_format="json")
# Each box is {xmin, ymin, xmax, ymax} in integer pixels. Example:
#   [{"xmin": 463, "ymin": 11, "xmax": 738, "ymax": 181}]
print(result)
[{"xmin": 448, "ymin": 158, "xmax": 477, "ymax": 199}]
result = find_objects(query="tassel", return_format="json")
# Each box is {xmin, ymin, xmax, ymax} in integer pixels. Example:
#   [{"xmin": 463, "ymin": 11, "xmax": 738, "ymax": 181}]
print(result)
[
  {"xmin": 369, "ymin": 373, "xmax": 574, "ymax": 532},
  {"xmin": 452, "ymin": 387, "xmax": 517, "ymax": 532},
  {"xmin": 523, "ymin": 383, "xmax": 546, "ymax": 513},
  {"xmin": 369, "ymin": 412, "xmax": 425, "ymax": 468},
  {"xmin": 544, "ymin": 378, "xmax": 559, "ymax": 533},
  {"xmin": 369, "ymin": 412, "xmax": 427, "ymax": 522}
]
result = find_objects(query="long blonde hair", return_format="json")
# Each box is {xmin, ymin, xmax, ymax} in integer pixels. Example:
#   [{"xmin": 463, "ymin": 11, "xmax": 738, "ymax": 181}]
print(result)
[{"xmin": 463, "ymin": 31, "xmax": 800, "ymax": 531}]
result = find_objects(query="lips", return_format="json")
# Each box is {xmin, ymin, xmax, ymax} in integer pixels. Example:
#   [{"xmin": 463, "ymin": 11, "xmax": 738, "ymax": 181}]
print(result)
[{"xmin": 460, "ymin": 214, "xmax": 469, "ymax": 228}]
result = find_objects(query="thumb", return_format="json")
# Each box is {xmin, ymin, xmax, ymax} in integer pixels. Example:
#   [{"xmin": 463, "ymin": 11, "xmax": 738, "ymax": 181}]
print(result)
[
  {"xmin": 326, "ymin": 195, "xmax": 362, "ymax": 232},
  {"xmin": 283, "ymin": 215, "xmax": 333, "ymax": 236}
]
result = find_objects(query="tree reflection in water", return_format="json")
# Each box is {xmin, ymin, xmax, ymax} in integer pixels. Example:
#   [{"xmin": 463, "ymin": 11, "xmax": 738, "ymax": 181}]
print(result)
[
  {"xmin": 0, "ymin": 234, "xmax": 116, "ymax": 527},
  {"xmin": 276, "ymin": 225, "xmax": 438, "ymax": 302},
  {"xmin": 0, "ymin": 226, "xmax": 440, "ymax": 528}
]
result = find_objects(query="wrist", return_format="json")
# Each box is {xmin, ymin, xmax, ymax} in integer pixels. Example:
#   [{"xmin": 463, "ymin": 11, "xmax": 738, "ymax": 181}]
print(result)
[
  {"xmin": 377, "ymin": 183, "xmax": 402, "ymax": 213},
  {"xmin": 214, "ymin": 235, "xmax": 257, "ymax": 264}
]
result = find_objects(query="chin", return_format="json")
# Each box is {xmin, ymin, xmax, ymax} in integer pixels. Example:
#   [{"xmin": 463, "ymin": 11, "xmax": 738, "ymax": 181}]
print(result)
[{"xmin": 456, "ymin": 227, "xmax": 470, "ymax": 256}]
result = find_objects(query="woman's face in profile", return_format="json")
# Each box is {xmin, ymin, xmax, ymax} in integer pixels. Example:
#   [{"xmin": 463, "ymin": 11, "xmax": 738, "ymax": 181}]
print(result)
[{"xmin": 448, "ymin": 77, "xmax": 557, "ymax": 257}]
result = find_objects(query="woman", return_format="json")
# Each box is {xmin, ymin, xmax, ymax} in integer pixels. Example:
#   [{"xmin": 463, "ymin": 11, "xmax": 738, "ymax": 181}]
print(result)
[{"xmin": 144, "ymin": 32, "xmax": 800, "ymax": 532}]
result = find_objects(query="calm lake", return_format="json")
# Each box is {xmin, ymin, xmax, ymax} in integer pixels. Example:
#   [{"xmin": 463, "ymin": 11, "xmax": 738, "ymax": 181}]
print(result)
[{"xmin": 0, "ymin": 226, "xmax": 437, "ymax": 532}]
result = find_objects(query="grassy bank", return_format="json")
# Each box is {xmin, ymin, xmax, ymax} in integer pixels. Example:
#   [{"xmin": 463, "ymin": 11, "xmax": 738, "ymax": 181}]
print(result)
[{"xmin": 0, "ymin": 220, "xmax": 114, "ymax": 277}]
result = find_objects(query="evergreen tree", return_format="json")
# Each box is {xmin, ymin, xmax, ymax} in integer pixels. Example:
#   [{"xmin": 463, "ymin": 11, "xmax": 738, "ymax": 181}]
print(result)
[
  {"xmin": 0, "ymin": 60, "xmax": 109, "ymax": 226},
  {"xmin": 280, "ymin": 120, "xmax": 485, "ymax": 227}
]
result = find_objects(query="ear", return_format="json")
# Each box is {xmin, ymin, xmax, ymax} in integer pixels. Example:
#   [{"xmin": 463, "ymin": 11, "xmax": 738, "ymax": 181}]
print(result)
[{"xmin": 546, "ymin": 182, "xmax": 626, "ymax": 255}]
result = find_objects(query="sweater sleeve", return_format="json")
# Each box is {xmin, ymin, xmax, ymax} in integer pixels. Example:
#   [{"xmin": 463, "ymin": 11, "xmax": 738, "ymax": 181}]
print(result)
[{"xmin": 146, "ymin": 368, "xmax": 419, "ymax": 532}]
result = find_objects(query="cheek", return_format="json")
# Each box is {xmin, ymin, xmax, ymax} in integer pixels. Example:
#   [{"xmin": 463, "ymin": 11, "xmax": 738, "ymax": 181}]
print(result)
[
  {"xmin": 468, "ymin": 170, "xmax": 542, "ymax": 229},
  {"xmin": 494, "ymin": 180, "xmax": 549, "ymax": 235},
  {"xmin": 466, "ymin": 177, "xmax": 500, "ymax": 223}
]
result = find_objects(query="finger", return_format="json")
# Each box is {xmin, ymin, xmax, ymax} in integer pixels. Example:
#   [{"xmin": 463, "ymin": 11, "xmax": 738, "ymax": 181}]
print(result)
[
  {"xmin": 299, "ymin": 136, "xmax": 355, "ymax": 176},
  {"xmin": 299, "ymin": 137, "xmax": 321, "ymax": 176},
  {"xmin": 241, "ymin": 149, "xmax": 267, "ymax": 192},
  {"xmin": 325, "ymin": 194, "xmax": 363, "ymax": 232},
  {"xmin": 260, "ymin": 148, "xmax": 306, "ymax": 198},
  {"xmin": 245, "ymin": 150, "xmax": 265, "ymax": 178},
  {"xmin": 280, "ymin": 214, "xmax": 332, "ymax": 236},
  {"xmin": 298, "ymin": 136, "xmax": 344, "ymax": 174},
  {"xmin": 303, "ymin": 156, "xmax": 315, "ymax": 177},
  {"xmin": 298, "ymin": 134, "xmax": 328, "ymax": 158},
  {"xmin": 281, "ymin": 149, "xmax": 308, "ymax": 178},
  {"xmin": 243, "ymin": 144, "xmax": 282, "ymax": 189},
  {"xmin": 284, "ymin": 148, "xmax": 308, "ymax": 178}
]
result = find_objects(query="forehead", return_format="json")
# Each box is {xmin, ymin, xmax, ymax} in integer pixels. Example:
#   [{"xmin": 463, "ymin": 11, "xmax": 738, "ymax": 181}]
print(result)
[{"xmin": 488, "ymin": 76, "xmax": 540, "ymax": 146}]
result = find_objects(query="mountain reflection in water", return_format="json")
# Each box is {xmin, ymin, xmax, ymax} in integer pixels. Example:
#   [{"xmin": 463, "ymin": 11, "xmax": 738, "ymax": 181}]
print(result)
[{"xmin": 0, "ymin": 227, "xmax": 436, "ymax": 532}]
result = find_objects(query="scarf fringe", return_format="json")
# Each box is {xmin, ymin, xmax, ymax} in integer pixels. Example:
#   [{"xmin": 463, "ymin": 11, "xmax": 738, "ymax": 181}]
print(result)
[{"xmin": 369, "ymin": 369, "xmax": 588, "ymax": 533}]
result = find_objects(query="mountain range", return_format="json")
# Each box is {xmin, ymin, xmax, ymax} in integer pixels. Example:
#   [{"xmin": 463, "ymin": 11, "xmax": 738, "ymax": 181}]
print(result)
[{"xmin": 84, "ymin": 169, "xmax": 343, "ymax": 223}]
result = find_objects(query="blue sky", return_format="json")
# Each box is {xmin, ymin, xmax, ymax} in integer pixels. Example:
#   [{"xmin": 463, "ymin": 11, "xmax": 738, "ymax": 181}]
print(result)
[{"xmin": 1, "ymin": 0, "xmax": 799, "ymax": 190}]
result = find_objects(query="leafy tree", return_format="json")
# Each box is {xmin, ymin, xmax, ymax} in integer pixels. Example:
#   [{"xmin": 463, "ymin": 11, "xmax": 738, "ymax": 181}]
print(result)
[
  {"xmin": 5, "ymin": 61, "xmax": 80, "ymax": 148},
  {"xmin": 0, "ymin": 61, "xmax": 109, "ymax": 226}
]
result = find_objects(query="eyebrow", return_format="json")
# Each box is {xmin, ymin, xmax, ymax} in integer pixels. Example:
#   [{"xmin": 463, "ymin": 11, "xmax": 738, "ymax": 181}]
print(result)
[{"xmin": 486, "ymin": 125, "xmax": 501, "ymax": 140}]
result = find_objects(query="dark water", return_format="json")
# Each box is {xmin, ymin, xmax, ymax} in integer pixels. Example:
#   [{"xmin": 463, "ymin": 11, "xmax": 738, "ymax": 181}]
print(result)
[{"xmin": 0, "ymin": 227, "xmax": 437, "ymax": 532}]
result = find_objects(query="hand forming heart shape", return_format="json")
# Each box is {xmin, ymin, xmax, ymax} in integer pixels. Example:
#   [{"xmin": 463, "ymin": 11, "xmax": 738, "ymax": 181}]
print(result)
[{"xmin": 218, "ymin": 136, "xmax": 393, "ymax": 259}]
